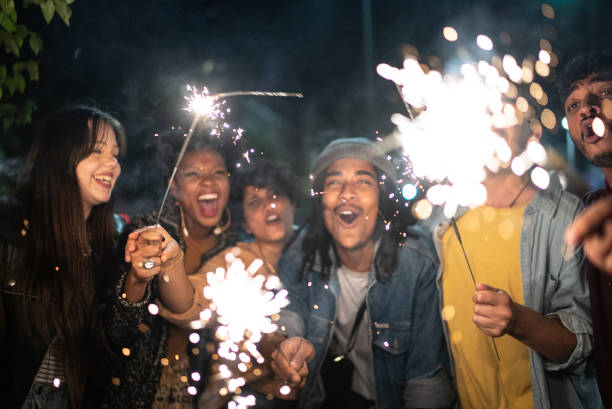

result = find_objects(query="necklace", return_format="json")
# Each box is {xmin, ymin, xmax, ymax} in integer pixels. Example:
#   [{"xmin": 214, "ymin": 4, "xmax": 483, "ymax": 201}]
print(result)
[
  {"xmin": 508, "ymin": 178, "xmax": 531, "ymax": 208},
  {"xmin": 255, "ymin": 241, "xmax": 277, "ymax": 276}
]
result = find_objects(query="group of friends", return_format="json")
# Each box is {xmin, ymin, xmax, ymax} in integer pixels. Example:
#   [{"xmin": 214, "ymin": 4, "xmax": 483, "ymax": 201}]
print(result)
[{"xmin": 1, "ymin": 49, "xmax": 612, "ymax": 409}]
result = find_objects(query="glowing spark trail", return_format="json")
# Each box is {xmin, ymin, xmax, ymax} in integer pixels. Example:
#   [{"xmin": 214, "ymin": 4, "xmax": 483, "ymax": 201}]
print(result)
[{"xmin": 155, "ymin": 86, "xmax": 303, "ymax": 224}]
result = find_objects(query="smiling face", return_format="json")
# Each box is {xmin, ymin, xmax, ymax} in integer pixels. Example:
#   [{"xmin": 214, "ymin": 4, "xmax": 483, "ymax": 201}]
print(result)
[
  {"xmin": 321, "ymin": 158, "xmax": 379, "ymax": 256},
  {"xmin": 564, "ymin": 73, "xmax": 612, "ymax": 168},
  {"xmin": 172, "ymin": 148, "xmax": 230, "ymax": 236},
  {"xmin": 243, "ymin": 186, "xmax": 295, "ymax": 246},
  {"xmin": 76, "ymin": 121, "xmax": 121, "ymax": 219}
]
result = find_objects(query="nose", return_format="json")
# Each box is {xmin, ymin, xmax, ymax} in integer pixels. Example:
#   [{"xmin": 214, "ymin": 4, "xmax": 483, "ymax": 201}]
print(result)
[
  {"xmin": 198, "ymin": 174, "xmax": 215, "ymax": 185},
  {"xmin": 339, "ymin": 182, "xmax": 355, "ymax": 202},
  {"xmin": 579, "ymin": 93, "xmax": 602, "ymax": 117}
]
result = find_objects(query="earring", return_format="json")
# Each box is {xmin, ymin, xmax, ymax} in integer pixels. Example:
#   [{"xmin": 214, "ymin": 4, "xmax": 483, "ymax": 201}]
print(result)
[
  {"xmin": 213, "ymin": 207, "xmax": 231, "ymax": 236},
  {"xmin": 177, "ymin": 201, "xmax": 189, "ymax": 237}
]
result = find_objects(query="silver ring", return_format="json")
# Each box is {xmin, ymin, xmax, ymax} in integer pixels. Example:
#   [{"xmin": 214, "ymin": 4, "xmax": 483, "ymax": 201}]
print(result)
[{"xmin": 143, "ymin": 258, "xmax": 156, "ymax": 269}]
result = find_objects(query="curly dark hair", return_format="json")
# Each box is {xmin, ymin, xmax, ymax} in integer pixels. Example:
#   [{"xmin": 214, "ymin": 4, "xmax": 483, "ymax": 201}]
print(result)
[
  {"xmin": 299, "ymin": 166, "xmax": 415, "ymax": 283},
  {"xmin": 229, "ymin": 159, "xmax": 300, "ymax": 233},
  {"xmin": 559, "ymin": 49, "xmax": 612, "ymax": 103}
]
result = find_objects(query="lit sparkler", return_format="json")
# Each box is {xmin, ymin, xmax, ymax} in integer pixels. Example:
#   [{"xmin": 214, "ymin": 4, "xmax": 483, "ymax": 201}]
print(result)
[
  {"xmin": 197, "ymin": 251, "xmax": 289, "ymax": 400},
  {"xmin": 377, "ymin": 34, "xmax": 551, "ymax": 218}
]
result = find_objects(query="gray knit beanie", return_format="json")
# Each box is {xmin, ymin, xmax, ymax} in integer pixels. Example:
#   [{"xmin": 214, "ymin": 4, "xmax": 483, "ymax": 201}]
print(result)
[{"xmin": 310, "ymin": 137, "xmax": 397, "ymax": 181}]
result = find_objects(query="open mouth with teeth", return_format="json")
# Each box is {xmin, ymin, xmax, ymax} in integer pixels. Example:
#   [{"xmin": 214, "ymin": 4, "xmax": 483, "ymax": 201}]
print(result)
[
  {"xmin": 94, "ymin": 174, "xmax": 112, "ymax": 186},
  {"xmin": 197, "ymin": 193, "xmax": 220, "ymax": 217},
  {"xmin": 266, "ymin": 214, "xmax": 281, "ymax": 224},
  {"xmin": 581, "ymin": 117, "xmax": 606, "ymax": 143},
  {"xmin": 338, "ymin": 209, "xmax": 359, "ymax": 225}
]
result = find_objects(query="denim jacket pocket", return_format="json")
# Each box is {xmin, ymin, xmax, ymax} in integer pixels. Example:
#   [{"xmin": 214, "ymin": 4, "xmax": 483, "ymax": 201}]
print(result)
[
  {"xmin": 307, "ymin": 313, "xmax": 334, "ymax": 345},
  {"xmin": 372, "ymin": 321, "xmax": 412, "ymax": 355}
]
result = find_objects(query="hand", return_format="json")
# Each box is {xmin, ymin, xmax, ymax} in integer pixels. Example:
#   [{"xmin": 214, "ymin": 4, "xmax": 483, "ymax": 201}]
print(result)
[
  {"xmin": 270, "ymin": 337, "xmax": 314, "ymax": 389},
  {"xmin": 472, "ymin": 283, "xmax": 516, "ymax": 337},
  {"xmin": 125, "ymin": 225, "xmax": 182, "ymax": 282},
  {"xmin": 565, "ymin": 195, "xmax": 612, "ymax": 275}
]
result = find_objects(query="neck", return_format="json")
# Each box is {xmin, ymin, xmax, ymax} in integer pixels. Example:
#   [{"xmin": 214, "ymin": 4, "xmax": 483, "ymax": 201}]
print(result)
[
  {"xmin": 256, "ymin": 240, "xmax": 285, "ymax": 269},
  {"xmin": 184, "ymin": 214, "xmax": 213, "ymax": 238},
  {"xmin": 483, "ymin": 171, "xmax": 534, "ymax": 208},
  {"xmin": 336, "ymin": 240, "xmax": 375, "ymax": 272},
  {"xmin": 83, "ymin": 205, "xmax": 91, "ymax": 221}
]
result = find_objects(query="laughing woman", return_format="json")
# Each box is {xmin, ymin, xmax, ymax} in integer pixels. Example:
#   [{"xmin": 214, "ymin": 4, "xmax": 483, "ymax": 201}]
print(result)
[
  {"xmin": 0, "ymin": 106, "xmax": 127, "ymax": 409},
  {"xmin": 123, "ymin": 129, "xmax": 240, "ymax": 409},
  {"xmin": 161, "ymin": 160, "xmax": 300, "ymax": 409}
]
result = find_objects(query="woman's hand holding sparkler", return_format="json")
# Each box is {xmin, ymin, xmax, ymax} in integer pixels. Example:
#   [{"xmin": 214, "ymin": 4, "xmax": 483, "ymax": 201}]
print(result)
[
  {"xmin": 123, "ymin": 226, "xmax": 194, "ymax": 313},
  {"xmin": 269, "ymin": 336, "xmax": 314, "ymax": 388}
]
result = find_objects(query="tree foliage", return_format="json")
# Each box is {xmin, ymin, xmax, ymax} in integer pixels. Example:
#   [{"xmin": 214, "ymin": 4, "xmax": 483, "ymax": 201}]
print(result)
[{"xmin": 0, "ymin": 0, "xmax": 75, "ymax": 129}]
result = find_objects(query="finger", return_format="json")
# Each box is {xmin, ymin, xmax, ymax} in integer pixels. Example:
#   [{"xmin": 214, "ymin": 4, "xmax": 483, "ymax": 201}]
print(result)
[
  {"xmin": 475, "ymin": 282, "xmax": 498, "ymax": 292},
  {"xmin": 584, "ymin": 225, "xmax": 612, "ymax": 273},
  {"xmin": 160, "ymin": 241, "xmax": 179, "ymax": 263},
  {"xmin": 472, "ymin": 290, "xmax": 502, "ymax": 305},
  {"xmin": 566, "ymin": 196, "xmax": 612, "ymax": 245},
  {"xmin": 472, "ymin": 314, "xmax": 501, "ymax": 330}
]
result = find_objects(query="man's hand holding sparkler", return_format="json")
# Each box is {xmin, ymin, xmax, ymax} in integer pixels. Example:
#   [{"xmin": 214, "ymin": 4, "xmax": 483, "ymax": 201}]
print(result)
[
  {"xmin": 473, "ymin": 282, "xmax": 578, "ymax": 363},
  {"xmin": 264, "ymin": 334, "xmax": 314, "ymax": 389},
  {"xmin": 566, "ymin": 195, "xmax": 612, "ymax": 275},
  {"xmin": 123, "ymin": 226, "xmax": 194, "ymax": 313}
]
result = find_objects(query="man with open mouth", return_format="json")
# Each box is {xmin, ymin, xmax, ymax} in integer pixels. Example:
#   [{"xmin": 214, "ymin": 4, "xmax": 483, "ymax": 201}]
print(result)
[
  {"xmin": 265, "ymin": 137, "xmax": 455, "ymax": 409},
  {"xmin": 561, "ymin": 49, "xmax": 612, "ymax": 409}
]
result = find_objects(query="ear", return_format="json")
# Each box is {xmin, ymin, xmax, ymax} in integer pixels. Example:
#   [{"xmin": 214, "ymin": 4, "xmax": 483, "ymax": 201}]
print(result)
[{"xmin": 170, "ymin": 180, "xmax": 179, "ymax": 198}]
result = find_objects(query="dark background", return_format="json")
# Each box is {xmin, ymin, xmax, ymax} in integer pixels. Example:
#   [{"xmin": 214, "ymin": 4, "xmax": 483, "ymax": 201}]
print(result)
[{"xmin": 1, "ymin": 0, "xmax": 611, "ymax": 217}]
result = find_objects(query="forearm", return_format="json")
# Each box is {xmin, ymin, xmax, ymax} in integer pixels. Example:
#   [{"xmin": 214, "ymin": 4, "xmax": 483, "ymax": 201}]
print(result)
[
  {"xmin": 157, "ymin": 262, "xmax": 194, "ymax": 314},
  {"xmin": 123, "ymin": 270, "xmax": 148, "ymax": 302},
  {"xmin": 509, "ymin": 302, "xmax": 577, "ymax": 363}
]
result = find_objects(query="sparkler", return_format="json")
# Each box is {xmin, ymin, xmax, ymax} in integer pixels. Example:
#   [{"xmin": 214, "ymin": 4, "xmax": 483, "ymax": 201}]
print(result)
[
  {"xmin": 154, "ymin": 86, "xmax": 303, "ymax": 224},
  {"xmin": 377, "ymin": 37, "xmax": 552, "ymax": 219},
  {"xmin": 196, "ymin": 251, "xmax": 289, "ymax": 401}
]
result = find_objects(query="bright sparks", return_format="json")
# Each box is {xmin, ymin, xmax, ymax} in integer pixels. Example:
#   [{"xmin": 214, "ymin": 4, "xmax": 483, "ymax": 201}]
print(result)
[
  {"xmin": 184, "ymin": 85, "xmax": 225, "ymax": 119},
  {"xmin": 378, "ymin": 51, "xmax": 549, "ymax": 217}
]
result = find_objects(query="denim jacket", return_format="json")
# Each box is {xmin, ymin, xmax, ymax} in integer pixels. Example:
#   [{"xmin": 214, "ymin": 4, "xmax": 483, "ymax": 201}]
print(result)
[
  {"xmin": 432, "ymin": 174, "xmax": 602, "ymax": 409},
  {"xmin": 277, "ymin": 228, "xmax": 456, "ymax": 409}
]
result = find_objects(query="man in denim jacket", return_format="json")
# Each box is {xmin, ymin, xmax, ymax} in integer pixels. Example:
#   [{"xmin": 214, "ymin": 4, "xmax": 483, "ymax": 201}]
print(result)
[
  {"xmin": 268, "ymin": 138, "xmax": 455, "ymax": 409},
  {"xmin": 433, "ymin": 122, "xmax": 601, "ymax": 408}
]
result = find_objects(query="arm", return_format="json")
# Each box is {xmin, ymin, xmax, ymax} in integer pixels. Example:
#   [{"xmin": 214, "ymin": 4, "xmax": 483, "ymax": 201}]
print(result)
[
  {"xmin": 403, "ymin": 257, "xmax": 456, "ymax": 409},
  {"xmin": 473, "ymin": 283, "xmax": 576, "ymax": 363}
]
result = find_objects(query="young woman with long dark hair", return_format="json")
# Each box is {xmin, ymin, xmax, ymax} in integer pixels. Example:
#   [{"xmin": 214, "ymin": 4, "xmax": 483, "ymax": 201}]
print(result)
[{"xmin": 0, "ymin": 105, "xmax": 128, "ymax": 409}]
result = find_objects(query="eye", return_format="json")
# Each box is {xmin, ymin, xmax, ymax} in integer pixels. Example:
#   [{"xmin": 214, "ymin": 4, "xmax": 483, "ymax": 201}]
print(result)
[
  {"xmin": 602, "ymin": 89, "xmax": 612, "ymax": 97},
  {"xmin": 566, "ymin": 102, "xmax": 579, "ymax": 113}
]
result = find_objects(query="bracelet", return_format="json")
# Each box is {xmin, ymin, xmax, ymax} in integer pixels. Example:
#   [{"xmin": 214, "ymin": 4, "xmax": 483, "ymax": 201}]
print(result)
[{"xmin": 163, "ymin": 249, "xmax": 184, "ymax": 272}]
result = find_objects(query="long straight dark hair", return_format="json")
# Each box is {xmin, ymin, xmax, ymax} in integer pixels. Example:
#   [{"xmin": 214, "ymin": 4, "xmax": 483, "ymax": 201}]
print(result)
[
  {"xmin": 15, "ymin": 105, "xmax": 126, "ymax": 408},
  {"xmin": 300, "ymin": 167, "xmax": 415, "ymax": 282}
]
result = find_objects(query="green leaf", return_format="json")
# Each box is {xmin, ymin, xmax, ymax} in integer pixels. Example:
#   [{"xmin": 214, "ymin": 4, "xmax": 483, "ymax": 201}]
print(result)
[
  {"xmin": 54, "ymin": 0, "xmax": 71, "ymax": 26},
  {"xmin": 13, "ymin": 72, "xmax": 25, "ymax": 93},
  {"xmin": 0, "ymin": 87, "xmax": 3, "ymax": 100},
  {"xmin": 40, "ymin": 0, "xmax": 55, "ymax": 24},
  {"xmin": 4, "ymin": 37, "xmax": 20, "ymax": 56},
  {"xmin": 0, "ymin": 65, "xmax": 6, "ymax": 80},
  {"xmin": 12, "ymin": 61, "xmax": 24, "ymax": 73},
  {"xmin": 26, "ymin": 61, "xmax": 39, "ymax": 81},
  {"xmin": 65, "ymin": 0, "xmax": 74, "ymax": 4},
  {"xmin": 29, "ymin": 34, "xmax": 42, "ymax": 55},
  {"xmin": 0, "ymin": 15, "xmax": 16, "ymax": 33},
  {"xmin": 5, "ymin": 77, "xmax": 15, "ymax": 95}
]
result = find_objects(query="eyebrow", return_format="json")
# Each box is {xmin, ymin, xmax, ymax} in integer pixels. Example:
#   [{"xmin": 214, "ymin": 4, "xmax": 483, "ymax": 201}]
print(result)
[
  {"xmin": 569, "ymin": 72, "xmax": 612, "ymax": 95},
  {"xmin": 325, "ymin": 169, "xmax": 376, "ymax": 178}
]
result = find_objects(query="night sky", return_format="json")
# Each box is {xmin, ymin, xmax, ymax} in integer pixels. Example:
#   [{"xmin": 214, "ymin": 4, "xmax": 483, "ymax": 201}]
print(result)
[{"xmin": 1, "ymin": 0, "xmax": 611, "ymax": 215}]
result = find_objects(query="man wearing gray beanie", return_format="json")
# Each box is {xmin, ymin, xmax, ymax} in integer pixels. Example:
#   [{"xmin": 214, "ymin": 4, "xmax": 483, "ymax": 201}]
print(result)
[{"xmin": 265, "ymin": 137, "xmax": 455, "ymax": 409}]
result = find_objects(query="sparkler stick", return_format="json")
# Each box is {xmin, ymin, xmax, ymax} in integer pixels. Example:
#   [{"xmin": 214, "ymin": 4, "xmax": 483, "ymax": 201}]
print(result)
[
  {"xmin": 154, "ymin": 87, "xmax": 303, "ymax": 224},
  {"xmin": 451, "ymin": 218, "xmax": 501, "ymax": 362}
]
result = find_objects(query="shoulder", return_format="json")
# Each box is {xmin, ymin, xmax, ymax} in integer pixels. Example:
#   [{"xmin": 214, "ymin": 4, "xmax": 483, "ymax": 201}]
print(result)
[{"xmin": 396, "ymin": 225, "xmax": 438, "ymax": 268}]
